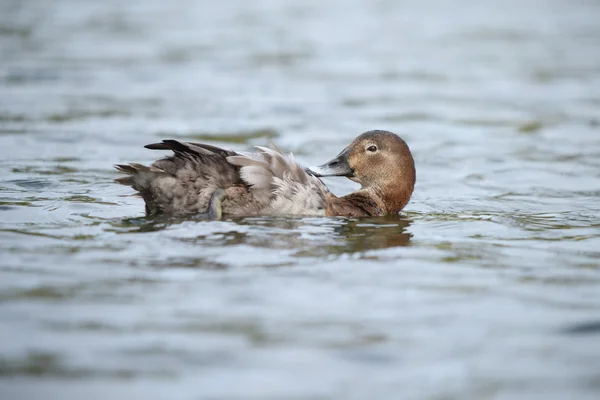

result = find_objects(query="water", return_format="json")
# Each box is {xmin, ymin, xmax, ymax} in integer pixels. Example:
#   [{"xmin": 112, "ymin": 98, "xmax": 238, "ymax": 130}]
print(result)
[{"xmin": 1, "ymin": 0, "xmax": 600, "ymax": 398}]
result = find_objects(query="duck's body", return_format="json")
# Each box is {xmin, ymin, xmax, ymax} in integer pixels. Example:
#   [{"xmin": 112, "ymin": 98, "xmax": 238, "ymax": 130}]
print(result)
[{"xmin": 115, "ymin": 130, "xmax": 415, "ymax": 218}]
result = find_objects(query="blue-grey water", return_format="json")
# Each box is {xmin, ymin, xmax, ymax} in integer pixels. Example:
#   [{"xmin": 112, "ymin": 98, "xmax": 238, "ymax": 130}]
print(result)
[{"xmin": 1, "ymin": 0, "xmax": 600, "ymax": 399}]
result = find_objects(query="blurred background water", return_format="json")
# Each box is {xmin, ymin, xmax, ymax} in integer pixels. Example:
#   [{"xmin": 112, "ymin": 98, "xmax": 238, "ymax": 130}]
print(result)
[{"xmin": 1, "ymin": 0, "xmax": 600, "ymax": 399}]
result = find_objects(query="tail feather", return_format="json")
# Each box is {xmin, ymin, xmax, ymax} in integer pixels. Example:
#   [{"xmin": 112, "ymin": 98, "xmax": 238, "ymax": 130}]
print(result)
[
  {"xmin": 114, "ymin": 176, "xmax": 134, "ymax": 186},
  {"xmin": 114, "ymin": 164, "xmax": 137, "ymax": 174}
]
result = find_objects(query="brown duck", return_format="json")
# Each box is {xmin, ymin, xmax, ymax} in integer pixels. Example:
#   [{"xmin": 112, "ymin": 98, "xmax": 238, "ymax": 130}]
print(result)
[{"xmin": 115, "ymin": 130, "xmax": 415, "ymax": 218}]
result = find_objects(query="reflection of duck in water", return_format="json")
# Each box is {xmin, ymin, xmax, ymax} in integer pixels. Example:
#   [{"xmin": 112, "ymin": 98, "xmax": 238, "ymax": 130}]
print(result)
[
  {"xmin": 115, "ymin": 130, "xmax": 415, "ymax": 218},
  {"xmin": 231, "ymin": 214, "xmax": 413, "ymax": 254},
  {"xmin": 333, "ymin": 215, "xmax": 413, "ymax": 252}
]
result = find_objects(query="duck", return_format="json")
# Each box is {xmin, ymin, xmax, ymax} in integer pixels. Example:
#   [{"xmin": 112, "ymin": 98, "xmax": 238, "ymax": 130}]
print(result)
[{"xmin": 115, "ymin": 130, "xmax": 415, "ymax": 218}]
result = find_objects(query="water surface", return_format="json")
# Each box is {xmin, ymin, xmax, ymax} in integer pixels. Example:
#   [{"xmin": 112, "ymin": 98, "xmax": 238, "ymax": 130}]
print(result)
[{"xmin": 1, "ymin": 0, "xmax": 600, "ymax": 399}]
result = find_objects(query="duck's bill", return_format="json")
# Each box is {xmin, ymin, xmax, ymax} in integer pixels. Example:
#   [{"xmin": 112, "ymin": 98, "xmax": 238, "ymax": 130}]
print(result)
[{"xmin": 307, "ymin": 151, "xmax": 354, "ymax": 177}]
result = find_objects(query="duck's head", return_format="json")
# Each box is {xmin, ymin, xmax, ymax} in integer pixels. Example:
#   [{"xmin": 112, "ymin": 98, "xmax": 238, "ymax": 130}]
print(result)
[{"xmin": 309, "ymin": 130, "xmax": 416, "ymax": 212}]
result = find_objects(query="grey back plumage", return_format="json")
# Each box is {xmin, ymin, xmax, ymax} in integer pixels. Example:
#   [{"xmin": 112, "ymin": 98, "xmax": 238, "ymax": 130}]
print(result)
[{"xmin": 115, "ymin": 140, "xmax": 329, "ymax": 217}]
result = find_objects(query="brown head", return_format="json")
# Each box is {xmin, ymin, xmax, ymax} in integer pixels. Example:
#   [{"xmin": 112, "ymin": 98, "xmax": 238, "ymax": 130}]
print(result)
[{"xmin": 308, "ymin": 130, "xmax": 416, "ymax": 214}]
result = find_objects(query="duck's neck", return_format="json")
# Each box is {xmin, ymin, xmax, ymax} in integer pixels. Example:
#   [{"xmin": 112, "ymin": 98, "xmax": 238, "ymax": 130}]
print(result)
[
  {"xmin": 327, "ymin": 191, "xmax": 382, "ymax": 217},
  {"xmin": 328, "ymin": 181, "xmax": 414, "ymax": 217},
  {"xmin": 369, "ymin": 180, "xmax": 414, "ymax": 214}
]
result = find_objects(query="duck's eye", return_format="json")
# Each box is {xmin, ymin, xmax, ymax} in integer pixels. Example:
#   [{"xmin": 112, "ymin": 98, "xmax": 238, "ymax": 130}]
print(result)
[{"xmin": 367, "ymin": 145, "xmax": 378, "ymax": 152}]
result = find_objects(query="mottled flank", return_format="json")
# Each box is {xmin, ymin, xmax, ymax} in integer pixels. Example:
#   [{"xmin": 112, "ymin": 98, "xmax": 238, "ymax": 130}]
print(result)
[{"xmin": 115, "ymin": 140, "xmax": 329, "ymax": 217}]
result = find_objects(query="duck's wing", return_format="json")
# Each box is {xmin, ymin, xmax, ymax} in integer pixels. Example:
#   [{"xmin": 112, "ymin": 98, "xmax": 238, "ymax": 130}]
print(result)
[
  {"xmin": 144, "ymin": 140, "xmax": 238, "ymax": 159},
  {"xmin": 115, "ymin": 140, "xmax": 243, "ymax": 215},
  {"xmin": 227, "ymin": 145, "xmax": 329, "ymax": 215}
]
